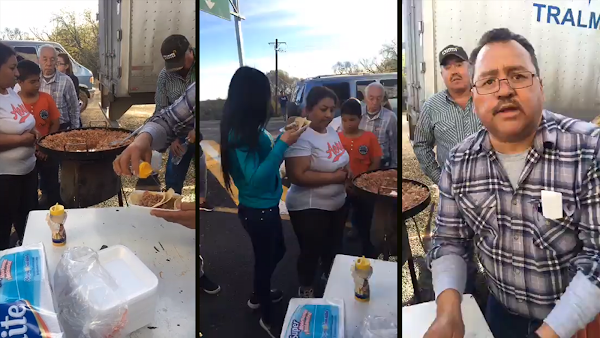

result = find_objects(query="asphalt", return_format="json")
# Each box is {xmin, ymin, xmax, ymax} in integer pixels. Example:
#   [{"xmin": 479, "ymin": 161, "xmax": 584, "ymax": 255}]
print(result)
[{"xmin": 198, "ymin": 121, "xmax": 363, "ymax": 337}]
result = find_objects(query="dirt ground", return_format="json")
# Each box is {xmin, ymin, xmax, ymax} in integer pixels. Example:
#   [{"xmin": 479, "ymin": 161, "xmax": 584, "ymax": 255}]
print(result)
[{"xmin": 81, "ymin": 94, "xmax": 196, "ymax": 208}]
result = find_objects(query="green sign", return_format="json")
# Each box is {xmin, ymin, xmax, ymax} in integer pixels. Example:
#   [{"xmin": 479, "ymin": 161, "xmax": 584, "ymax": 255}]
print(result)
[{"xmin": 200, "ymin": 0, "xmax": 231, "ymax": 21}]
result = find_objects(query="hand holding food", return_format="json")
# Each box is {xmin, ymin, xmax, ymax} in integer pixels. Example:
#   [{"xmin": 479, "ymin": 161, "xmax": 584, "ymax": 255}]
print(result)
[
  {"xmin": 284, "ymin": 117, "xmax": 311, "ymax": 132},
  {"xmin": 130, "ymin": 188, "xmax": 182, "ymax": 209},
  {"xmin": 151, "ymin": 202, "xmax": 196, "ymax": 229},
  {"xmin": 280, "ymin": 123, "xmax": 308, "ymax": 145},
  {"xmin": 113, "ymin": 132, "xmax": 153, "ymax": 176}
]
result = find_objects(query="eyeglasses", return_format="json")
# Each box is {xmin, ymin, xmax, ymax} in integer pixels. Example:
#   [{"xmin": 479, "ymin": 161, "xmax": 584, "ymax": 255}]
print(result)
[{"xmin": 473, "ymin": 71, "xmax": 537, "ymax": 95}]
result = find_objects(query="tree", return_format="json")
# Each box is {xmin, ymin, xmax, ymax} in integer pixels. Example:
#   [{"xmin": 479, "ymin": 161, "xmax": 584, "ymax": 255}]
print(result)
[
  {"xmin": 265, "ymin": 69, "xmax": 299, "ymax": 97},
  {"xmin": 333, "ymin": 61, "xmax": 361, "ymax": 75},
  {"xmin": 30, "ymin": 10, "xmax": 99, "ymax": 77},
  {"xmin": 0, "ymin": 28, "xmax": 33, "ymax": 40}
]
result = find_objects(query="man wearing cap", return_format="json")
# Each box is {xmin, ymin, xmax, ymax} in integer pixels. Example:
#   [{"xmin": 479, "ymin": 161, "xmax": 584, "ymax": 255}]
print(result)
[{"xmin": 413, "ymin": 45, "xmax": 482, "ymax": 295}]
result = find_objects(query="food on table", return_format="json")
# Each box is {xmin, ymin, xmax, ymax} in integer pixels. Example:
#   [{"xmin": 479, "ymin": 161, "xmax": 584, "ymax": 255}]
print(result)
[
  {"xmin": 354, "ymin": 169, "xmax": 398, "ymax": 197},
  {"xmin": 40, "ymin": 129, "xmax": 132, "ymax": 152},
  {"xmin": 132, "ymin": 188, "xmax": 181, "ymax": 210},
  {"xmin": 284, "ymin": 117, "xmax": 311, "ymax": 131},
  {"xmin": 401, "ymin": 181, "xmax": 429, "ymax": 212}
]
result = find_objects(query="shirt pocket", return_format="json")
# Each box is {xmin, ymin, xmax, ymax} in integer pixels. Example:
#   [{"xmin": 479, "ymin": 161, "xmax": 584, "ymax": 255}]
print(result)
[
  {"xmin": 529, "ymin": 199, "xmax": 580, "ymax": 257},
  {"xmin": 456, "ymin": 190, "xmax": 499, "ymax": 242}
]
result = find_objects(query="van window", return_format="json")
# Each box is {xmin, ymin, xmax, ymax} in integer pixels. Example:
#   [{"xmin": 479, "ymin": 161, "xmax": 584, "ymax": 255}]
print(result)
[
  {"xmin": 295, "ymin": 84, "xmax": 304, "ymax": 103},
  {"xmin": 356, "ymin": 80, "xmax": 375, "ymax": 101},
  {"xmin": 381, "ymin": 79, "xmax": 398, "ymax": 99},
  {"xmin": 13, "ymin": 46, "xmax": 38, "ymax": 63},
  {"xmin": 323, "ymin": 82, "xmax": 350, "ymax": 102}
]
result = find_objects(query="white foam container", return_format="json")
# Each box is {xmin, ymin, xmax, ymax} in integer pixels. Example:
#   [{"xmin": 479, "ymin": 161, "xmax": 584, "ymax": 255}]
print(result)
[
  {"xmin": 127, "ymin": 190, "xmax": 182, "ymax": 212},
  {"xmin": 78, "ymin": 245, "xmax": 158, "ymax": 335}
]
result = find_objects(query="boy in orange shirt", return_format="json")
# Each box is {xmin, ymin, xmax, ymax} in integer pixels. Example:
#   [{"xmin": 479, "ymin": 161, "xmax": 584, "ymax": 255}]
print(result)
[
  {"xmin": 17, "ymin": 60, "xmax": 61, "ymax": 208},
  {"xmin": 338, "ymin": 98, "xmax": 382, "ymax": 257}
]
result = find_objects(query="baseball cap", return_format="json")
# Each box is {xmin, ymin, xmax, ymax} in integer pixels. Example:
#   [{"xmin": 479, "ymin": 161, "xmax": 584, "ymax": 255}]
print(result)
[
  {"xmin": 161, "ymin": 34, "xmax": 191, "ymax": 72},
  {"xmin": 439, "ymin": 45, "xmax": 468, "ymax": 66}
]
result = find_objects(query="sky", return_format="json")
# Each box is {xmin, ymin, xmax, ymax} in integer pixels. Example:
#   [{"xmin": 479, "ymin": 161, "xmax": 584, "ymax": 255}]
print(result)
[
  {"xmin": 199, "ymin": 0, "xmax": 398, "ymax": 100},
  {"xmin": 0, "ymin": 1, "xmax": 98, "ymax": 33}
]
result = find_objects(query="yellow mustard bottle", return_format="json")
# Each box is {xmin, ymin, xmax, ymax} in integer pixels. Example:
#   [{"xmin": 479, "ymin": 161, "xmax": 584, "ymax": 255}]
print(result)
[
  {"xmin": 47, "ymin": 204, "xmax": 67, "ymax": 246},
  {"xmin": 351, "ymin": 256, "xmax": 373, "ymax": 302}
]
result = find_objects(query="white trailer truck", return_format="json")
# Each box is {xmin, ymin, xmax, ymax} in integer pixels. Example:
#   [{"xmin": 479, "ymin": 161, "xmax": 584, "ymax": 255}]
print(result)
[
  {"xmin": 404, "ymin": 0, "xmax": 600, "ymax": 139},
  {"xmin": 98, "ymin": 0, "xmax": 196, "ymax": 126}
]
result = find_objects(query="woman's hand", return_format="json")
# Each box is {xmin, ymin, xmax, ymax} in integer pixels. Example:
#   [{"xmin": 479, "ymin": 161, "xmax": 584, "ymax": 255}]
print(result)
[
  {"xmin": 151, "ymin": 202, "xmax": 196, "ymax": 229},
  {"xmin": 113, "ymin": 132, "xmax": 153, "ymax": 176},
  {"xmin": 280, "ymin": 125, "xmax": 308, "ymax": 145},
  {"xmin": 20, "ymin": 130, "xmax": 36, "ymax": 146}
]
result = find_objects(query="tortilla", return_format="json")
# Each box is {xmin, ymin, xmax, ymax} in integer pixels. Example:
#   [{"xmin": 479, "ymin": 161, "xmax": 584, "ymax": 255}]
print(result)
[
  {"xmin": 284, "ymin": 117, "xmax": 311, "ymax": 131},
  {"xmin": 130, "ymin": 188, "xmax": 179, "ymax": 209}
]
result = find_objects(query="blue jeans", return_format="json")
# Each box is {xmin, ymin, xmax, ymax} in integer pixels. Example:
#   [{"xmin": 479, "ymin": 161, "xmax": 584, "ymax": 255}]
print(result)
[
  {"xmin": 485, "ymin": 293, "xmax": 542, "ymax": 338},
  {"xmin": 238, "ymin": 204, "xmax": 286, "ymax": 322},
  {"xmin": 165, "ymin": 138, "xmax": 195, "ymax": 194}
]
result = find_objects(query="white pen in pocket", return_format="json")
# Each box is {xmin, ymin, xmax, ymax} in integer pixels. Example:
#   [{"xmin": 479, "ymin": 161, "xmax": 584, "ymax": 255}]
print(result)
[{"xmin": 541, "ymin": 190, "xmax": 563, "ymax": 220}]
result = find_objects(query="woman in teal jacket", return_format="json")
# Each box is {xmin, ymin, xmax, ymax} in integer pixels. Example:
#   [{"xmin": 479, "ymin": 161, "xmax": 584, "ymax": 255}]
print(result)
[{"xmin": 220, "ymin": 66, "xmax": 305, "ymax": 336}]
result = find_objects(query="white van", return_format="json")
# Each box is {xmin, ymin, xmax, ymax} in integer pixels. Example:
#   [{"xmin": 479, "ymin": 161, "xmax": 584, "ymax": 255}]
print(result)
[{"xmin": 287, "ymin": 73, "xmax": 398, "ymax": 119}]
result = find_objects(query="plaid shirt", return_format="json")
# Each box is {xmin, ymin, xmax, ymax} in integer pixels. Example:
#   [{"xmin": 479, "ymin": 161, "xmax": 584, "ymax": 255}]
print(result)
[
  {"xmin": 428, "ymin": 110, "xmax": 600, "ymax": 320},
  {"xmin": 359, "ymin": 106, "xmax": 397, "ymax": 166},
  {"xmin": 39, "ymin": 71, "xmax": 80, "ymax": 128},
  {"xmin": 140, "ymin": 82, "xmax": 195, "ymax": 152},
  {"xmin": 413, "ymin": 90, "xmax": 482, "ymax": 183}
]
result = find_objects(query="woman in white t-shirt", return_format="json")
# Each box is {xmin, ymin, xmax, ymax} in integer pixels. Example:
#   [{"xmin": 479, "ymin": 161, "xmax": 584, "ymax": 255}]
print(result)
[
  {"xmin": 0, "ymin": 43, "xmax": 39, "ymax": 249},
  {"xmin": 285, "ymin": 86, "xmax": 350, "ymax": 298}
]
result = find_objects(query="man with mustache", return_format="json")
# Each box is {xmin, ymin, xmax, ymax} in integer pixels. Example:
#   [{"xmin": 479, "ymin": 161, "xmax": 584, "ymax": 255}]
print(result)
[
  {"xmin": 425, "ymin": 28, "xmax": 600, "ymax": 338},
  {"xmin": 413, "ymin": 44, "xmax": 482, "ymax": 297}
]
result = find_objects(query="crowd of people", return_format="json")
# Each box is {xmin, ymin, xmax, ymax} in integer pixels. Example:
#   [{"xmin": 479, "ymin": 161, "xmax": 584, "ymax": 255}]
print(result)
[
  {"xmin": 413, "ymin": 28, "xmax": 600, "ymax": 338},
  {"xmin": 0, "ymin": 42, "xmax": 80, "ymax": 250}
]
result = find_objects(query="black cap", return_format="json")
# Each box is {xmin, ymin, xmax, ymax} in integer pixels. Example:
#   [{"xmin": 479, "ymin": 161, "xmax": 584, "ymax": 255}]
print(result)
[
  {"xmin": 161, "ymin": 34, "xmax": 191, "ymax": 72},
  {"xmin": 439, "ymin": 45, "xmax": 468, "ymax": 65}
]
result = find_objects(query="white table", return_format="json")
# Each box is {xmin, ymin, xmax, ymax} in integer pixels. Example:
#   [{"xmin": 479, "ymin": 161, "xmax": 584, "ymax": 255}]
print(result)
[
  {"xmin": 23, "ymin": 207, "xmax": 196, "ymax": 338},
  {"xmin": 323, "ymin": 254, "xmax": 398, "ymax": 337},
  {"xmin": 402, "ymin": 294, "xmax": 494, "ymax": 337}
]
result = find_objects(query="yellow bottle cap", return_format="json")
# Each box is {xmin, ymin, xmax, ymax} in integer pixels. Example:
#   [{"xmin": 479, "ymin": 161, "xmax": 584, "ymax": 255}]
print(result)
[
  {"xmin": 355, "ymin": 256, "xmax": 371, "ymax": 270},
  {"xmin": 138, "ymin": 162, "xmax": 153, "ymax": 179},
  {"xmin": 49, "ymin": 203, "xmax": 65, "ymax": 216}
]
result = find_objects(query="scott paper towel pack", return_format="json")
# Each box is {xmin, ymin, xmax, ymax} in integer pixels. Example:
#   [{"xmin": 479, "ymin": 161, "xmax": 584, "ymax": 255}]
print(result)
[{"xmin": 0, "ymin": 243, "xmax": 63, "ymax": 337}]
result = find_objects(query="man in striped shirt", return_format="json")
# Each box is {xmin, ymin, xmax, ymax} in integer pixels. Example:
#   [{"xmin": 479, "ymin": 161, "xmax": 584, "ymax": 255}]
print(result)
[
  {"xmin": 359, "ymin": 82, "xmax": 397, "ymax": 168},
  {"xmin": 38, "ymin": 45, "xmax": 80, "ymax": 130},
  {"xmin": 425, "ymin": 28, "xmax": 600, "ymax": 338},
  {"xmin": 413, "ymin": 45, "xmax": 482, "ymax": 185}
]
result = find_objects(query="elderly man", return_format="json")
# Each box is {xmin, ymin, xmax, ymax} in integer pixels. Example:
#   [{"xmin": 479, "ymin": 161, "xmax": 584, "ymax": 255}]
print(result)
[
  {"xmin": 425, "ymin": 28, "xmax": 600, "ymax": 338},
  {"xmin": 38, "ymin": 45, "xmax": 80, "ymax": 131},
  {"xmin": 360, "ymin": 82, "xmax": 397, "ymax": 168},
  {"xmin": 413, "ymin": 45, "xmax": 482, "ymax": 185}
]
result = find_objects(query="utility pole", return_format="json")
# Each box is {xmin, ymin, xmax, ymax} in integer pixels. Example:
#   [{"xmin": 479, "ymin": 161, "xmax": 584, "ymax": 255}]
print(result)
[{"xmin": 268, "ymin": 39, "xmax": 286, "ymax": 117}]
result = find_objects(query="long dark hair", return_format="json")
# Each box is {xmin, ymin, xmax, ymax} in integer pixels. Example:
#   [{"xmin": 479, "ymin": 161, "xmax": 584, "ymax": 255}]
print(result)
[
  {"xmin": 220, "ymin": 66, "xmax": 273, "ymax": 192},
  {"xmin": 57, "ymin": 53, "xmax": 74, "ymax": 76}
]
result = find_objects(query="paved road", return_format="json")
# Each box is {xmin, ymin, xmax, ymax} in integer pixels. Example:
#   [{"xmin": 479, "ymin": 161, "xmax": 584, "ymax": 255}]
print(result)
[
  {"xmin": 198, "ymin": 120, "xmax": 362, "ymax": 337},
  {"xmin": 199, "ymin": 118, "xmax": 287, "ymax": 142}
]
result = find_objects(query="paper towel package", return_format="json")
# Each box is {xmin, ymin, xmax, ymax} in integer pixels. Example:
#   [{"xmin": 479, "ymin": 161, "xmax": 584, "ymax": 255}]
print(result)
[
  {"xmin": 281, "ymin": 298, "xmax": 345, "ymax": 338},
  {"xmin": 0, "ymin": 243, "xmax": 63, "ymax": 337}
]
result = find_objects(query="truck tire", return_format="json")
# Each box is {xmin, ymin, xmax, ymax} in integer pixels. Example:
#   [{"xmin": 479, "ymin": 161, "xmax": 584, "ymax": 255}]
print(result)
[{"xmin": 79, "ymin": 90, "xmax": 89, "ymax": 113}]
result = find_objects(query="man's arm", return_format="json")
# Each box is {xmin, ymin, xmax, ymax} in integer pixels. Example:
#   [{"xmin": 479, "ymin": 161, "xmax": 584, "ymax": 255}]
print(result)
[
  {"xmin": 427, "ymin": 158, "xmax": 473, "ymax": 302},
  {"xmin": 139, "ymin": 82, "xmax": 195, "ymax": 152},
  {"xmin": 541, "ymin": 148, "xmax": 600, "ymax": 338},
  {"xmin": 413, "ymin": 103, "xmax": 442, "ymax": 183},
  {"xmin": 153, "ymin": 70, "xmax": 169, "ymax": 115},
  {"xmin": 64, "ymin": 76, "xmax": 80, "ymax": 128},
  {"xmin": 387, "ymin": 112, "xmax": 397, "ymax": 167}
]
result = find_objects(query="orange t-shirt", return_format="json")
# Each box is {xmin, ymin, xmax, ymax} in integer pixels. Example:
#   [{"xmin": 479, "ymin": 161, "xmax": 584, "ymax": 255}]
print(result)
[
  {"xmin": 21, "ymin": 92, "xmax": 60, "ymax": 136},
  {"xmin": 338, "ymin": 131, "xmax": 383, "ymax": 176}
]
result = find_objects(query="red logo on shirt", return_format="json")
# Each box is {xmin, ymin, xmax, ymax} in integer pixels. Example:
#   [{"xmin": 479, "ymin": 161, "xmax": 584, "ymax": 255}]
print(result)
[
  {"xmin": 326, "ymin": 141, "xmax": 346, "ymax": 163},
  {"xmin": 10, "ymin": 103, "xmax": 31, "ymax": 123}
]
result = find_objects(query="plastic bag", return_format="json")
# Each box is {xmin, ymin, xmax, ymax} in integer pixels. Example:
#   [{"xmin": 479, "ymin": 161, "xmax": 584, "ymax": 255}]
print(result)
[
  {"xmin": 0, "ymin": 243, "xmax": 64, "ymax": 337},
  {"xmin": 281, "ymin": 298, "xmax": 345, "ymax": 338},
  {"xmin": 53, "ymin": 246, "xmax": 128, "ymax": 338},
  {"xmin": 352, "ymin": 315, "xmax": 397, "ymax": 338}
]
